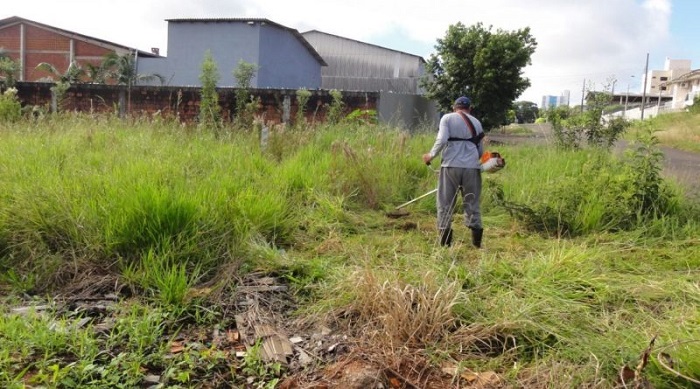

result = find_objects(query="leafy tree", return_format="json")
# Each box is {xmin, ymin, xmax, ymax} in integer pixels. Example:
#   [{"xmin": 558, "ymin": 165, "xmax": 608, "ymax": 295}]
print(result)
[
  {"xmin": 422, "ymin": 22, "xmax": 537, "ymax": 130},
  {"xmin": 513, "ymin": 101, "xmax": 539, "ymax": 123},
  {"xmin": 198, "ymin": 50, "xmax": 221, "ymax": 129},
  {"xmin": 0, "ymin": 50, "xmax": 20, "ymax": 88},
  {"xmin": 232, "ymin": 59, "xmax": 259, "ymax": 128}
]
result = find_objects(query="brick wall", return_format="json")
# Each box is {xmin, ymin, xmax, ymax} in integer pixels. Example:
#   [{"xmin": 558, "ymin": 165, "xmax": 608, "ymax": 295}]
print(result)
[
  {"xmin": 0, "ymin": 21, "xmax": 124, "ymax": 82},
  {"xmin": 14, "ymin": 82, "xmax": 378, "ymax": 125}
]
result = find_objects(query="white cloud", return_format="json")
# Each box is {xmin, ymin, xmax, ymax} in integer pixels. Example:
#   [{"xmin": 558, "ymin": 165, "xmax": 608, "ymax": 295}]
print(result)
[{"xmin": 3, "ymin": 0, "xmax": 676, "ymax": 105}]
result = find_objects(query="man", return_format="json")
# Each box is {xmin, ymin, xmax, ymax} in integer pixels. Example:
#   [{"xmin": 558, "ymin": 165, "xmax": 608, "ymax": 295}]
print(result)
[{"xmin": 422, "ymin": 96, "xmax": 485, "ymax": 248}]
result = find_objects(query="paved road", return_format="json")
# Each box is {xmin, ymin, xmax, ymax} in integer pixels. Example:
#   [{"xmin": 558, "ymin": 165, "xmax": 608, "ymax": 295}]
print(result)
[{"xmin": 488, "ymin": 124, "xmax": 700, "ymax": 196}]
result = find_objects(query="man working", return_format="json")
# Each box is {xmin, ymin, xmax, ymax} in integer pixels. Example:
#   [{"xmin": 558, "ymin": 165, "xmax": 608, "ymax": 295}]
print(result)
[{"xmin": 422, "ymin": 96, "xmax": 485, "ymax": 248}]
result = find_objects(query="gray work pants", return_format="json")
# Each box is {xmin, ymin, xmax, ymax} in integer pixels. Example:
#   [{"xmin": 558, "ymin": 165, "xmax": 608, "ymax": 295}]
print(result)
[{"xmin": 436, "ymin": 167, "xmax": 482, "ymax": 231}]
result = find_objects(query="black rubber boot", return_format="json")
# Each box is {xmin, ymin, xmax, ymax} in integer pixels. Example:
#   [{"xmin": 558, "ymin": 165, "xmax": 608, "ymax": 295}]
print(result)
[
  {"xmin": 439, "ymin": 228, "xmax": 453, "ymax": 247},
  {"xmin": 471, "ymin": 228, "xmax": 483, "ymax": 248}
]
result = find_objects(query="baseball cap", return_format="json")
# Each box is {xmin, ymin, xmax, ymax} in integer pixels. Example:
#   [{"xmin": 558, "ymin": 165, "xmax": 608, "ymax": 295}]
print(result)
[{"xmin": 454, "ymin": 96, "xmax": 471, "ymax": 107}]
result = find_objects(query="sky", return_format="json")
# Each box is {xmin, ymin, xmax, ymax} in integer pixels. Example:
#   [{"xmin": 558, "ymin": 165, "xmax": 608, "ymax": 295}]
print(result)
[{"xmin": 3, "ymin": 0, "xmax": 700, "ymax": 106}]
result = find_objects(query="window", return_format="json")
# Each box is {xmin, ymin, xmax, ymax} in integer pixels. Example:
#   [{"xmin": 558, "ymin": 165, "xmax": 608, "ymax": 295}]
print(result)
[
  {"xmin": 660, "ymin": 76, "xmax": 668, "ymax": 81},
  {"xmin": 660, "ymin": 86, "xmax": 667, "ymax": 91}
]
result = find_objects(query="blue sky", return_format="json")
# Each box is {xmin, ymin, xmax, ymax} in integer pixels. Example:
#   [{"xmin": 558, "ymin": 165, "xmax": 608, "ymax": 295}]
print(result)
[{"xmin": 3, "ymin": 0, "xmax": 698, "ymax": 105}]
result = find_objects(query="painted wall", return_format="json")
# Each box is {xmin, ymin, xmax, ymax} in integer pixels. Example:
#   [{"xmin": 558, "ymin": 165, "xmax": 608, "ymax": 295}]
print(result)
[
  {"xmin": 138, "ymin": 20, "xmax": 321, "ymax": 89},
  {"xmin": 258, "ymin": 24, "xmax": 321, "ymax": 89}
]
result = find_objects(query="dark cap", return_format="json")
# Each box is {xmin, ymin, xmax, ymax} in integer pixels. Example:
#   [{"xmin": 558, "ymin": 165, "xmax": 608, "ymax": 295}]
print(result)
[{"xmin": 454, "ymin": 96, "xmax": 471, "ymax": 108}]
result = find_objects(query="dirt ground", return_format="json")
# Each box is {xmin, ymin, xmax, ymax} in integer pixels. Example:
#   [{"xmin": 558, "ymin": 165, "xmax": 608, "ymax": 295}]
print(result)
[{"xmin": 488, "ymin": 123, "xmax": 700, "ymax": 196}]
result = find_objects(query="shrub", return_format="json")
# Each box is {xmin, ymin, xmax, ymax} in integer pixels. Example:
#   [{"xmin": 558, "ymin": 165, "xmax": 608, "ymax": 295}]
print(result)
[
  {"xmin": 0, "ymin": 87, "xmax": 21, "ymax": 122},
  {"xmin": 325, "ymin": 89, "xmax": 344, "ymax": 125},
  {"xmin": 198, "ymin": 50, "xmax": 221, "ymax": 131},
  {"xmin": 295, "ymin": 88, "xmax": 311, "ymax": 129},
  {"xmin": 495, "ymin": 129, "xmax": 681, "ymax": 236}
]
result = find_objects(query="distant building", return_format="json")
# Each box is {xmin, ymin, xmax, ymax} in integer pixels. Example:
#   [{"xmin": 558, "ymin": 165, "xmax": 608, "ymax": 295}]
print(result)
[
  {"xmin": 0, "ymin": 16, "xmax": 157, "ymax": 82},
  {"xmin": 666, "ymin": 68, "xmax": 700, "ymax": 109},
  {"xmin": 136, "ymin": 18, "xmax": 327, "ymax": 89},
  {"xmin": 541, "ymin": 90, "xmax": 570, "ymax": 109},
  {"xmin": 642, "ymin": 58, "xmax": 691, "ymax": 96},
  {"xmin": 301, "ymin": 30, "xmax": 426, "ymax": 94}
]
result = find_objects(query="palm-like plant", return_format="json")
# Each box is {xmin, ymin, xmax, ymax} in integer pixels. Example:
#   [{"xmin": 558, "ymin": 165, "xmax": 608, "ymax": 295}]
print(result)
[
  {"xmin": 35, "ymin": 60, "xmax": 85, "ymax": 84},
  {"xmin": 34, "ymin": 60, "xmax": 86, "ymax": 112},
  {"xmin": 105, "ymin": 52, "xmax": 165, "ymax": 113}
]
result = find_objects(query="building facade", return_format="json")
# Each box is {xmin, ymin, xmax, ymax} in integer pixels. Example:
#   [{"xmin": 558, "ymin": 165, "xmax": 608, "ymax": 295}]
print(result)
[
  {"xmin": 137, "ymin": 18, "xmax": 326, "ymax": 89},
  {"xmin": 301, "ymin": 30, "xmax": 426, "ymax": 94},
  {"xmin": 541, "ymin": 90, "xmax": 570, "ymax": 110},
  {"xmin": 643, "ymin": 58, "xmax": 691, "ymax": 96},
  {"xmin": 0, "ymin": 16, "xmax": 157, "ymax": 83},
  {"xmin": 666, "ymin": 69, "xmax": 700, "ymax": 109}
]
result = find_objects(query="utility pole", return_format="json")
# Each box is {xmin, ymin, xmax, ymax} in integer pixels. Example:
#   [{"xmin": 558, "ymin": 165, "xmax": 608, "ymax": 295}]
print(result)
[
  {"xmin": 641, "ymin": 53, "xmax": 649, "ymax": 120},
  {"xmin": 581, "ymin": 78, "xmax": 586, "ymax": 113}
]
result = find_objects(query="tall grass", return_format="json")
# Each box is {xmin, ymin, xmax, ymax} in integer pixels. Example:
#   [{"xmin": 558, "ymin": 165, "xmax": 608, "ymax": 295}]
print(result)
[
  {"xmin": 2, "ymin": 114, "xmax": 700, "ymax": 387},
  {"xmin": 627, "ymin": 111, "xmax": 700, "ymax": 153}
]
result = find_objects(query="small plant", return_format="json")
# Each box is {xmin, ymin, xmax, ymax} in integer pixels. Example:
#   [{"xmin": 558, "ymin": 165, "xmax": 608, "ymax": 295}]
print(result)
[
  {"xmin": 689, "ymin": 94, "xmax": 700, "ymax": 114},
  {"xmin": 0, "ymin": 87, "xmax": 21, "ymax": 122},
  {"xmin": 242, "ymin": 340, "xmax": 281, "ymax": 387},
  {"xmin": 325, "ymin": 89, "xmax": 344, "ymax": 125},
  {"xmin": 345, "ymin": 108, "xmax": 378, "ymax": 125},
  {"xmin": 233, "ymin": 60, "xmax": 259, "ymax": 129},
  {"xmin": 198, "ymin": 50, "xmax": 221, "ymax": 132},
  {"xmin": 295, "ymin": 88, "xmax": 311, "ymax": 129}
]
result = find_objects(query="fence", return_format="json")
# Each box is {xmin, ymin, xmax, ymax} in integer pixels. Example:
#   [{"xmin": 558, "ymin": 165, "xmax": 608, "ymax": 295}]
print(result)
[{"xmin": 13, "ymin": 82, "xmax": 438, "ymax": 129}]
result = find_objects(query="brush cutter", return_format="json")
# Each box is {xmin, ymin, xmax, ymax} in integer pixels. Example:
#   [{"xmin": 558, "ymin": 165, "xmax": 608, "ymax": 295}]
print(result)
[
  {"xmin": 386, "ymin": 163, "xmax": 439, "ymax": 218},
  {"xmin": 395, "ymin": 188, "xmax": 437, "ymax": 210}
]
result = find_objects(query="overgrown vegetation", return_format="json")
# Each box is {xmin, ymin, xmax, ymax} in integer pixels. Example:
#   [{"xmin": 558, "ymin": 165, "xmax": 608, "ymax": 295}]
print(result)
[
  {"xmin": 628, "ymin": 107, "xmax": 700, "ymax": 153},
  {"xmin": 545, "ymin": 84, "xmax": 629, "ymax": 150},
  {"xmin": 1, "ymin": 113, "xmax": 699, "ymax": 388}
]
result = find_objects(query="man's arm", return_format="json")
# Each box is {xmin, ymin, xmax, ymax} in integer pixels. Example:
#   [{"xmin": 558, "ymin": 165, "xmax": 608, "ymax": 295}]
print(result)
[{"xmin": 423, "ymin": 116, "xmax": 449, "ymax": 164}]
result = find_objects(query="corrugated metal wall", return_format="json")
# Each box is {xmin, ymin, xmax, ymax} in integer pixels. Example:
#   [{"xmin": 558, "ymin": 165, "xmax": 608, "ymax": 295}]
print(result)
[
  {"xmin": 378, "ymin": 91, "xmax": 439, "ymax": 131},
  {"xmin": 302, "ymin": 31, "xmax": 425, "ymax": 94}
]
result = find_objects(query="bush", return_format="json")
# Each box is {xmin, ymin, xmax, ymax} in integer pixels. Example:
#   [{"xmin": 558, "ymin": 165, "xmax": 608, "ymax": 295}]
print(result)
[
  {"xmin": 0, "ymin": 87, "xmax": 21, "ymax": 122},
  {"xmin": 495, "ymin": 129, "xmax": 681, "ymax": 236}
]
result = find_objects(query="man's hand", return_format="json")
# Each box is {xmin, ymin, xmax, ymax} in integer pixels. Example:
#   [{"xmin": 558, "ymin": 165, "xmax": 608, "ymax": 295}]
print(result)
[{"xmin": 422, "ymin": 153, "xmax": 432, "ymax": 165}]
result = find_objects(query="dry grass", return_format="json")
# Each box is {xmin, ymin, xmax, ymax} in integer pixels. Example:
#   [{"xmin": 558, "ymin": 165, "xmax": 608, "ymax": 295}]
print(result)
[{"xmin": 343, "ymin": 268, "xmax": 463, "ymax": 347}]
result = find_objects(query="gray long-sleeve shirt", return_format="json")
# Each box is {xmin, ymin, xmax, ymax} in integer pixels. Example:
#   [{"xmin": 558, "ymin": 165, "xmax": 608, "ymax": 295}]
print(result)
[{"xmin": 428, "ymin": 111, "xmax": 484, "ymax": 169}]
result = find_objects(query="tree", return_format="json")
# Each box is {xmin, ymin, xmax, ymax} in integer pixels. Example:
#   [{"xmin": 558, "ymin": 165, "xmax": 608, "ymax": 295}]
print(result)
[
  {"xmin": 232, "ymin": 59, "xmax": 259, "ymax": 128},
  {"xmin": 513, "ymin": 101, "xmax": 539, "ymax": 123},
  {"xmin": 0, "ymin": 49, "xmax": 20, "ymax": 88},
  {"xmin": 198, "ymin": 50, "xmax": 221, "ymax": 129},
  {"xmin": 422, "ymin": 22, "xmax": 537, "ymax": 130}
]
